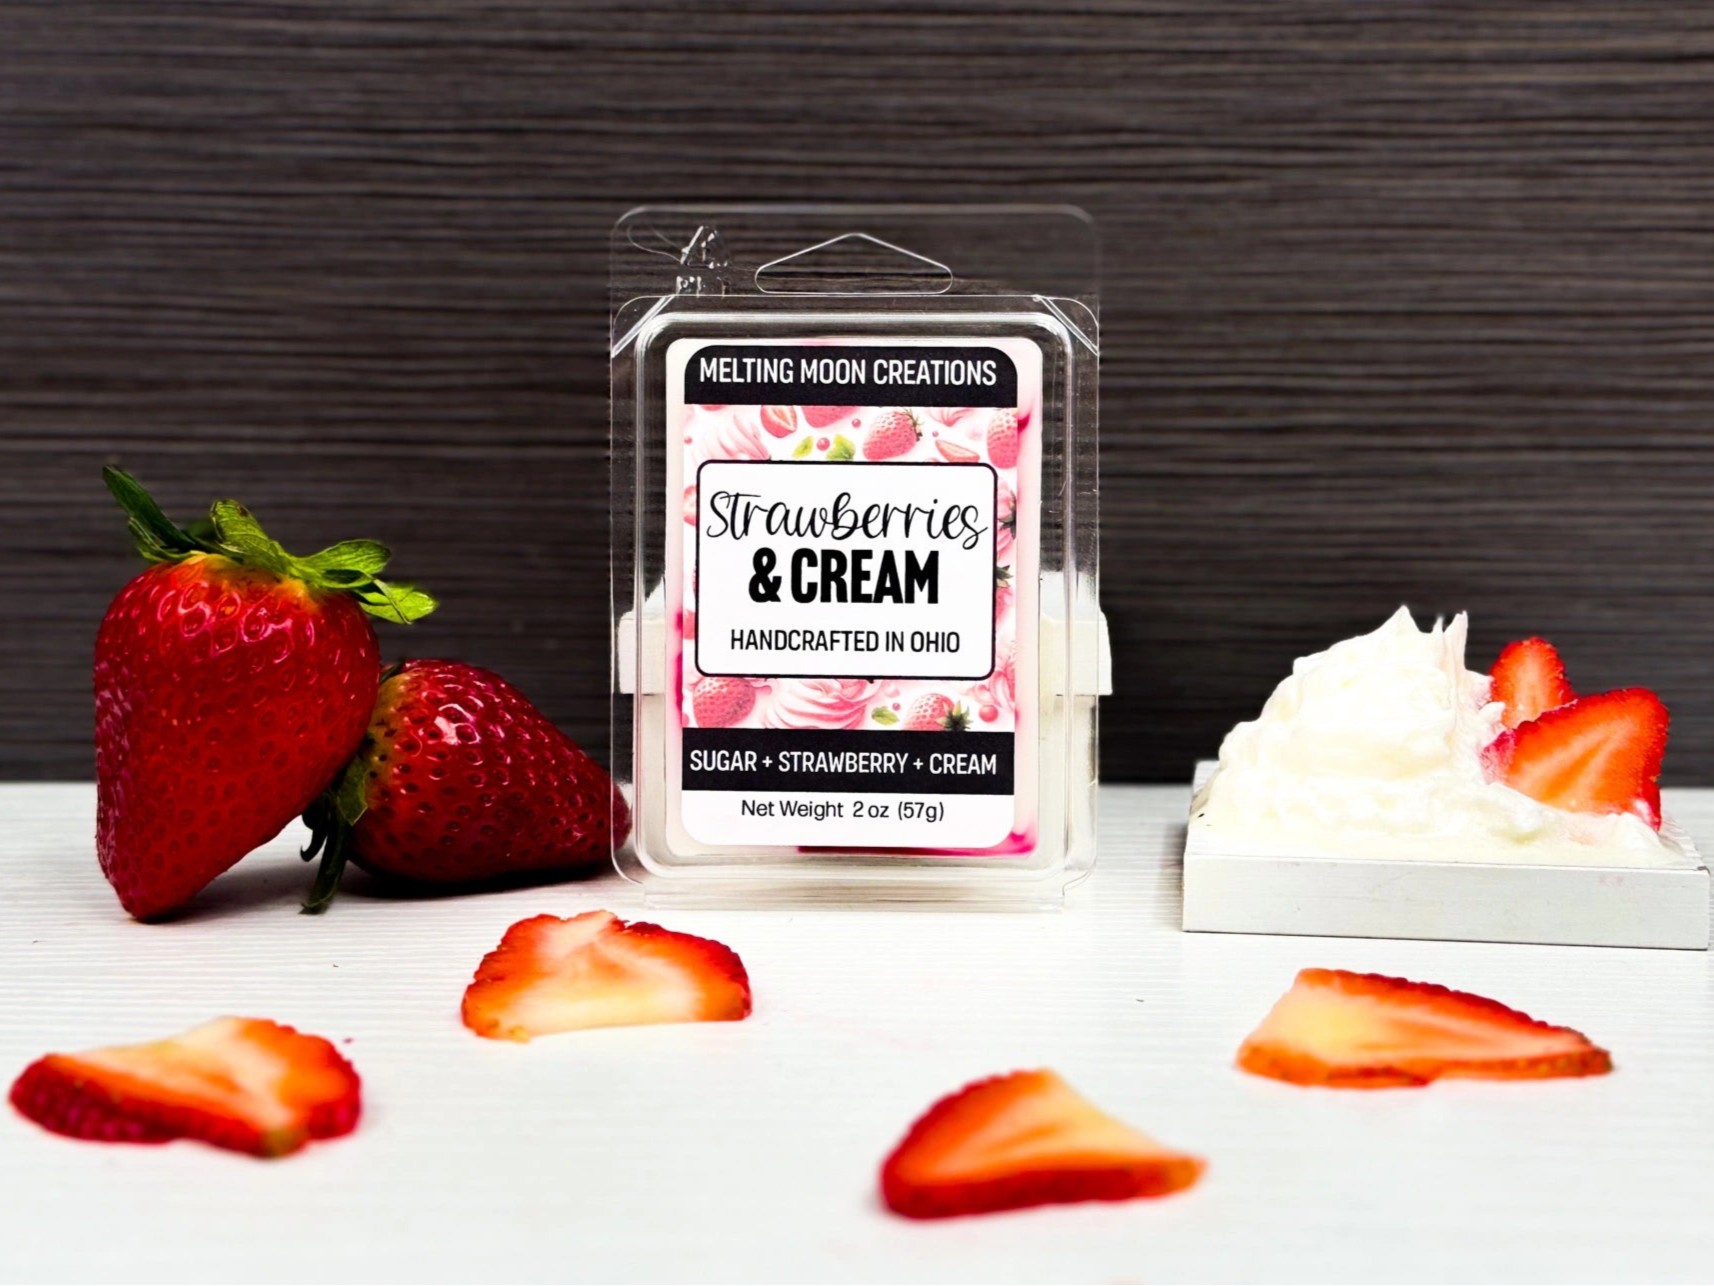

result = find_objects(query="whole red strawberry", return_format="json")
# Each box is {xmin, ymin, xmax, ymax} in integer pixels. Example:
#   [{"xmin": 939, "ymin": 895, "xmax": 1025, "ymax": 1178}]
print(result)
[
  {"xmin": 95, "ymin": 468, "xmax": 434, "ymax": 920},
  {"xmin": 691, "ymin": 676, "xmax": 757, "ymax": 727},
  {"xmin": 302, "ymin": 661, "xmax": 628, "ymax": 909},
  {"xmin": 903, "ymin": 693, "xmax": 969, "ymax": 732},
  {"xmin": 861, "ymin": 410, "xmax": 920, "ymax": 461},
  {"xmin": 986, "ymin": 409, "xmax": 1020, "ymax": 469}
]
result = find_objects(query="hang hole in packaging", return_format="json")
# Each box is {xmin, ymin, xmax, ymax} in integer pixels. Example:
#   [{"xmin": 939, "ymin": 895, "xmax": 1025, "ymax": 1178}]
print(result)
[{"xmin": 611, "ymin": 207, "xmax": 1104, "ymax": 905}]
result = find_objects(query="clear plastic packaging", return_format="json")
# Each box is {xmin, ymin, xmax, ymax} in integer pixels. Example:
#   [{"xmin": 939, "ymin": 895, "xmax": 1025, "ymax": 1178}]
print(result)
[{"xmin": 612, "ymin": 206, "xmax": 1101, "ymax": 906}]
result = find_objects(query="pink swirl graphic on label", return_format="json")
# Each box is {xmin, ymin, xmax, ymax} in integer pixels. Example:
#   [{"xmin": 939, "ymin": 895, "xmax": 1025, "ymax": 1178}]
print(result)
[
  {"xmin": 690, "ymin": 407, "xmax": 770, "ymax": 463},
  {"xmin": 761, "ymin": 678, "xmax": 879, "ymax": 730},
  {"xmin": 924, "ymin": 406, "xmax": 977, "ymax": 427}
]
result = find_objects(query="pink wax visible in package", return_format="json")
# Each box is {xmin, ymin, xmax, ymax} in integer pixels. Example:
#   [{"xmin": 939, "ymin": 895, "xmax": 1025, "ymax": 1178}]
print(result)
[{"xmin": 611, "ymin": 208, "xmax": 1100, "ymax": 905}]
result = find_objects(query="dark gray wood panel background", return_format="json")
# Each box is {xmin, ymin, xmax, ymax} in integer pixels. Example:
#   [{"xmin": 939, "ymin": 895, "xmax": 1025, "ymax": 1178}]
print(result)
[{"xmin": 4, "ymin": 2, "xmax": 1713, "ymax": 783}]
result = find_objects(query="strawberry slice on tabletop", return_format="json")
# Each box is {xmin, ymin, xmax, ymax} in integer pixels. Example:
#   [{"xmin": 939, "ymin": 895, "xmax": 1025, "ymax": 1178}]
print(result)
[
  {"xmin": 1237, "ymin": 969, "xmax": 1612, "ymax": 1088},
  {"xmin": 880, "ymin": 1070, "xmax": 1204, "ymax": 1220},
  {"xmin": 1490, "ymin": 636, "xmax": 1577, "ymax": 728},
  {"xmin": 461, "ymin": 911, "xmax": 752, "ymax": 1042},
  {"xmin": 9, "ymin": 1017, "xmax": 361, "ymax": 1157},
  {"xmin": 1485, "ymin": 688, "xmax": 1668, "ymax": 829}
]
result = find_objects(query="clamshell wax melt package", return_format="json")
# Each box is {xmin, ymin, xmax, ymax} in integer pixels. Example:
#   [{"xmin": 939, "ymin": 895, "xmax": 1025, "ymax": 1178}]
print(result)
[{"xmin": 611, "ymin": 206, "xmax": 1102, "ymax": 905}]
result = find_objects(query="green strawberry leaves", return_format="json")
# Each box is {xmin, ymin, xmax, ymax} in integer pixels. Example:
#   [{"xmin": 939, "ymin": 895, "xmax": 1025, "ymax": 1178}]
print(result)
[
  {"xmin": 104, "ymin": 466, "xmax": 437, "ymax": 624},
  {"xmin": 300, "ymin": 540, "xmax": 392, "ymax": 580},
  {"xmin": 349, "ymin": 582, "xmax": 438, "ymax": 626},
  {"xmin": 103, "ymin": 466, "xmax": 223, "ymax": 563},
  {"xmin": 788, "ymin": 435, "xmax": 856, "ymax": 461},
  {"xmin": 298, "ymin": 756, "xmax": 374, "ymax": 914},
  {"xmin": 299, "ymin": 792, "xmax": 354, "ymax": 915},
  {"xmin": 299, "ymin": 691, "xmax": 395, "ymax": 914}
]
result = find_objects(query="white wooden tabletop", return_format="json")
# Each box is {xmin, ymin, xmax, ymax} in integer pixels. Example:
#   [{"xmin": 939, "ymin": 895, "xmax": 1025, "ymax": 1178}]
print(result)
[{"xmin": 2, "ymin": 782, "xmax": 1711, "ymax": 1285}]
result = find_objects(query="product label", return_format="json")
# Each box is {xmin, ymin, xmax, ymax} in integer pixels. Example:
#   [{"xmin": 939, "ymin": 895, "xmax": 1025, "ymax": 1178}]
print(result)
[
  {"xmin": 694, "ymin": 461, "xmax": 995, "ymax": 679},
  {"xmin": 664, "ymin": 337, "xmax": 1040, "ymax": 852}
]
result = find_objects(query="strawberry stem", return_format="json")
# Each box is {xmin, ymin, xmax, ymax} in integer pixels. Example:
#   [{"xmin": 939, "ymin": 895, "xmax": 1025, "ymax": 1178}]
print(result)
[
  {"xmin": 103, "ymin": 466, "xmax": 437, "ymax": 625},
  {"xmin": 299, "ymin": 757, "xmax": 372, "ymax": 914},
  {"xmin": 300, "ymin": 799, "xmax": 351, "ymax": 915}
]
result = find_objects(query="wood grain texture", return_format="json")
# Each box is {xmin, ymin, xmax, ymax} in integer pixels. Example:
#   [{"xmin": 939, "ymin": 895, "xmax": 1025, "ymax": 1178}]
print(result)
[{"xmin": 4, "ymin": 2, "xmax": 1714, "ymax": 782}]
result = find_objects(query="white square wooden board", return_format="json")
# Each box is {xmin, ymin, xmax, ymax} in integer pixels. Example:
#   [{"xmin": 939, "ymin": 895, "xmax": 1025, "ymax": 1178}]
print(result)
[{"xmin": 1184, "ymin": 761, "xmax": 1711, "ymax": 949}]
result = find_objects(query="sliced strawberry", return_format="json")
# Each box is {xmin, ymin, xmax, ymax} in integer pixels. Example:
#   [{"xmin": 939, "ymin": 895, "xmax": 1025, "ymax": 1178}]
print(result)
[
  {"xmin": 759, "ymin": 405, "xmax": 797, "ymax": 438},
  {"xmin": 1237, "ymin": 969, "xmax": 1612, "ymax": 1089},
  {"xmin": 1486, "ymin": 687, "xmax": 1668, "ymax": 828},
  {"xmin": 936, "ymin": 439, "xmax": 980, "ymax": 463},
  {"xmin": 880, "ymin": 1070, "xmax": 1204, "ymax": 1220},
  {"xmin": 1491, "ymin": 637, "xmax": 1576, "ymax": 728},
  {"xmin": 462, "ymin": 910, "xmax": 752, "ymax": 1042},
  {"xmin": 9, "ymin": 1017, "xmax": 361, "ymax": 1157}
]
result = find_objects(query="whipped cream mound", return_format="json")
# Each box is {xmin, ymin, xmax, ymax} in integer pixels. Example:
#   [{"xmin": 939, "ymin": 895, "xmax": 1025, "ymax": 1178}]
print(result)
[{"xmin": 1191, "ymin": 607, "xmax": 1676, "ymax": 865}]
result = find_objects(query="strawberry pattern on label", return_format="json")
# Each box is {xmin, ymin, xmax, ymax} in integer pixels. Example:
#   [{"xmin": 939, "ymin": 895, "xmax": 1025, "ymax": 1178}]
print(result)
[{"xmin": 664, "ymin": 337, "xmax": 1041, "ymax": 852}]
